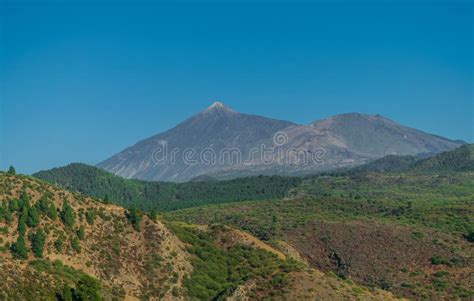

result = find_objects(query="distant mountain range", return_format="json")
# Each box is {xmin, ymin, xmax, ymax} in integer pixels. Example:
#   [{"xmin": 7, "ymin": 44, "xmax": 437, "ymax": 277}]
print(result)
[{"xmin": 97, "ymin": 102, "xmax": 464, "ymax": 182}]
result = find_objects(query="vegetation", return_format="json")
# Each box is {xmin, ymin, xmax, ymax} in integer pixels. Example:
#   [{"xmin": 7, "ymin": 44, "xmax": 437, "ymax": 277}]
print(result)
[
  {"xmin": 2, "ymin": 145, "xmax": 472, "ymax": 300},
  {"xmin": 126, "ymin": 206, "xmax": 142, "ymax": 232},
  {"xmin": 11, "ymin": 235, "xmax": 28, "ymax": 259},
  {"xmin": 412, "ymin": 144, "xmax": 474, "ymax": 172},
  {"xmin": 167, "ymin": 223, "xmax": 300, "ymax": 300},
  {"xmin": 33, "ymin": 163, "xmax": 302, "ymax": 212},
  {"xmin": 7, "ymin": 165, "xmax": 16, "ymax": 175},
  {"xmin": 61, "ymin": 200, "xmax": 75, "ymax": 228},
  {"xmin": 164, "ymin": 170, "xmax": 474, "ymax": 300},
  {"xmin": 29, "ymin": 228, "xmax": 46, "ymax": 258}
]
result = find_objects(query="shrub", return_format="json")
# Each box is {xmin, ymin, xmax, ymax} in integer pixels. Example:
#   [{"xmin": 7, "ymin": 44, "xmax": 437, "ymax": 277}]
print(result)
[
  {"xmin": 54, "ymin": 237, "xmax": 63, "ymax": 252},
  {"xmin": 86, "ymin": 209, "xmax": 95, "ymax": 225},
  {"xmin": 73, "ymin": 275, "xmax": 101, "ymax": 301},
  {"xmin": 71, "ymin": 236, "xmax": 81, "ymax": 253},
  {"xmin": 430, "ymin": 256, "xmax": 450, "ymax": 266}
]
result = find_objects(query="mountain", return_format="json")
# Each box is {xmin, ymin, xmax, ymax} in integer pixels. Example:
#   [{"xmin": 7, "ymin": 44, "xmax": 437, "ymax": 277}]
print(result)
[
  {"xmin": 0, "ymin": 171, "xmax": 396, "ymax": 300},
  {"xmin": 33, "ymin": 163, "xmax": 302, "ymax": 212},
  {"xmin": 97, "ymin": 103, "xmax": 463, "ymax": 181},
  {"xmin": 97, "ymin": 102, "xmax": 294, "ymax": 182}
]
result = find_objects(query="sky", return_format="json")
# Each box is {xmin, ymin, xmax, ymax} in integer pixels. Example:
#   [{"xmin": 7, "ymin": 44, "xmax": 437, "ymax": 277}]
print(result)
[{"xmin": 1, "ymin": 1, "xmax": 473, "ymax": 174}]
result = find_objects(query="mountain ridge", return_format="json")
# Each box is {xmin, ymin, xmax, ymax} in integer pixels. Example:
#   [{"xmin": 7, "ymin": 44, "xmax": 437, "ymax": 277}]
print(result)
[{"xmin": 97, "ymin": 102, "xmax": 463, "ymax": 182}]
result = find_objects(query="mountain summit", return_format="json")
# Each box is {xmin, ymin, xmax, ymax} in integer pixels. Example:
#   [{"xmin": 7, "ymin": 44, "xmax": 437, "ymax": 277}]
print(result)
[
  {"xmin": 204, "ymin": 101, "xmax": 234, "ymax": 112},
  {"xmin": 97, "ymin": 102, "xmax": 294, "ymax": 181},
  {"xmin": 97, "ymin": 103, "xmax": 463, "ymax": 181}
]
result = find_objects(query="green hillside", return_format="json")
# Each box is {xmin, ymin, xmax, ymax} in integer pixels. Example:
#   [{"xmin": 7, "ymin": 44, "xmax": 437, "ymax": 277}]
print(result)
[
  {"xmin": 412, "ymin": 144, "xmax": 474, "ymax": 172},
  {"xmin": 164, "ymin": 171, "xmax": 474, "ymax": 300},
  {"xmin": 33, "ymin": 163, "xmax": 301, "ymax": 212}
]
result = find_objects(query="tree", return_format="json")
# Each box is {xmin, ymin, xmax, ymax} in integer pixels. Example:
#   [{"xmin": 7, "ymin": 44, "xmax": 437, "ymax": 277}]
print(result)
[
  {"xmin": 7, "ymin": 166, "xmax": 16, "ymax": 175},
  {"xmin": 27, "ymin": 206, "xmax": 40, "ymax": 227},
  {"xmin": 61, "ymin": 284, "xmax": 73, "ymax": 301},
  {"xmin": 86, "ymin": 209, "xmax": 95, "ymax": 225},
  {"xmin": 11, "ymin": 235, "xmax": 28, "ymax": 259},
  {"xmin": 29, "ymin": 228, "xmax": 46, "ymax": 258},
  {"xmin": 18, "ymin": 207, "xmax": 28, "ymax": 235},
  {"xmin": 148, "ymin": 209, "xmax": 157, "ymax": 221},
  {"xmin": 9, "ymin": 199, "xmax": 19, "ymax": 212},
  {"xmin": 61, "ymin": 201, "xmax": 75, "ymax": 228},
  {"xmin": 77, "ymin": 225, "xmax": 85, "ymax": 240},
  {"xmin": 126, "ymin": 206, "xmax": 142, "ymax": 232},
  {"xmin": 1, "ymin": 201, "xmax": 12, "ymax": 224},
  {"xmin": 47, "ymin": 203, "xmax": 58, "ymax": 220},
  {"xmin": 18, "ymin": 191, "xmax": 30, "ymax": 209}
]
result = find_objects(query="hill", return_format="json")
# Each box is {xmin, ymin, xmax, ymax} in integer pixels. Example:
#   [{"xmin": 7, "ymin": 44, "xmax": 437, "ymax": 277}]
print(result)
[
  {"xmin": 164, "ymin": 171, "xmax": 474, "ymax": 300},
  {"xmin": 33, "ymin": 163, "xmax": 301, "ymax": 212},
  {"xmin": 0, "ymin": 171, "xmax": 396, "ymax": 300},
  {"xmin": 97, "ymin": 102, "xmax": 462, "ymax": 182},
  {"xmin": 347, "ymin": 154, "xmax": 419, "ymax": 173},
  {"xmin": 411, "ymin": 144, "xmax": 474, "ymax": 172},
  {"xmin": 346, "ymin": 144, "xmax": 474, "ymax": 174},
  {"xmin": 0, "ymin": 171, "xmax": 191, "ymax": 300}
]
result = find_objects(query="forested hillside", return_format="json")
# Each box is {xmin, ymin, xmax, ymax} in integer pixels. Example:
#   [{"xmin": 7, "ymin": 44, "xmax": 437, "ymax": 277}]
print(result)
[
  {"xmin": 411, "ymin": 144, "xmax": 474, "ymax": 172},
  {"xmin": 164, "ymin": 171, "xmax": 474, "ymax": 300},
  {"xmin": 33, "ymin": 163, "xmax": 301, "ymax": 211},
  {"xmin": 0, "ymin": 171, "xmax": 396, "ymax": 300}
]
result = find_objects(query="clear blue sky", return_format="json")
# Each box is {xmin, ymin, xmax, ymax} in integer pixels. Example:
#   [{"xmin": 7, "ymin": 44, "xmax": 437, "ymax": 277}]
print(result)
[{"xmin": 1, "ymin": 1, "xmax": 473, "ymax": 174}]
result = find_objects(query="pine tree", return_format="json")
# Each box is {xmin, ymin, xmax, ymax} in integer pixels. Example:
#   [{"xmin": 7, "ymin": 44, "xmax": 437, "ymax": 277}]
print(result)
[
  {"xmin": 9, "ymin": 199, "xmax": 19, "ymax": 212},
  {"xmin": 7, "ymin": 166, "xmax": 16, "ymax": 175},
  {"xmin": 54, "ymin": 237, "xmax": 63, "ymax": 252},
  {"xmin": 11, "ymin": 235, "xmax": 28, "ymax": 259},
  {"xmin": 29, "ymin": 228, "xmax": 46, "ymax": 258},
  {"xmin": 18, "ymin": 191, "xmax": 30, "ymax": 209},
  {"xmin": 61, "ymin": 200, "xmax": 75, "ymax": 228},
  {"xmin": 148, "ymin": 209, "xmax": 157, "ymax": 221},
  {"xmin": 27, "ymin": 206, "xmax": 40, "ymax": 227},
  {"xmin": 126, "ymin": 206, "xmax": 142, "ymax": 232},
  {"xmin": 36, "ymin": 195, "xmax": 50, "ymax": 215},
  {"xmin": 77, "ymin": 225, "xmax": 85, "ymax": 240},
  {"xmin": 47, "ymin": 203, "xmax": 58, "ymax": 220},
  {"xmin": 2, "ymin": 201, "xmax": 12, "ymax": 224},
  {"xmin": 18, "ymin": 207, "xmax": 28, "ymax": 235}
]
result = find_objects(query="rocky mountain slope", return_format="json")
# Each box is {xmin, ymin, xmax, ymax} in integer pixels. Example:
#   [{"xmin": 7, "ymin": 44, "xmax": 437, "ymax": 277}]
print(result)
[
  {"xmin": 97, "ymin": 102, "xmax": 462, "ymax": 182},
  {"xmin": 97, "ymin": 102, "xmax": 294, "ymax": 182}
]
